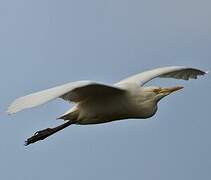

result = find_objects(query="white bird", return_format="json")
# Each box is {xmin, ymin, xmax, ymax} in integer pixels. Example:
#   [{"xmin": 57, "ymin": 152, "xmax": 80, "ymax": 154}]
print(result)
[{"xmin": 8, "ymin": 66, "xmax": 208, "ymax": 145}]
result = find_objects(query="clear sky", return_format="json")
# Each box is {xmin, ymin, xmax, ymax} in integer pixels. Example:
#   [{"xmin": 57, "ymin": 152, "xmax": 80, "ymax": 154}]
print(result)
[{"xmin": 0, "ymin": 0, "xmax": 210, "ymax": 179}]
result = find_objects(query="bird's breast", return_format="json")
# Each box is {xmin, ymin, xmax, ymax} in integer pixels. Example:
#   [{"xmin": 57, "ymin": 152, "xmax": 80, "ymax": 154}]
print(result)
[
  {"xmin": 76, "ymin": 95, "xmax": 157, "ymax": 125},
  {"xmin": 127, "ymin": 93, "xmax": 158, "ymax": 119},
  {"xmin": 76, "ymin": 96, "xmax": 132, "ymax": 124},
  {"xmin": 129, "ymin": 101, "xmax": 158, "ymax": 119}
]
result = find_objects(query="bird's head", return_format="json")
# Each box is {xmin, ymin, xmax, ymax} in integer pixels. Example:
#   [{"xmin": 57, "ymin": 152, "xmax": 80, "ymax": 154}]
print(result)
[{"xmin": 142, "ymin": 86, "xmax": 184, "ymax": 102}]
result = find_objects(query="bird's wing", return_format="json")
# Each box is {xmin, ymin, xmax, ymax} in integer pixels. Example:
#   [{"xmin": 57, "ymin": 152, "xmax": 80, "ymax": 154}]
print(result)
[
  {"xmin": 8, "ymin": 81, "xmax": 125, "ymax": 114},
  {"xmin": 116, "ymin": 66, "xmax": 208, "ymax": 87}
]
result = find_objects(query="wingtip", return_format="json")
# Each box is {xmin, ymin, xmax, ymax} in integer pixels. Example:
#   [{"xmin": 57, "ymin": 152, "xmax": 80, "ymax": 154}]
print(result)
[
  {"xmin": 7, "ymin": 111, "xmax": 12, "ymax": 115},
  {"xmin": 7, "ymin": 98, "xmax": 25, "ymax": 115},
  {"xmin": 7, "ymin": 107, "xmax": 13, "ymax": 115},
  {"xmin": 7, "ymin": 104, "xmax": 19, "ymax": 115},
  {"xmin": 7, "ymin": 111, "xmax": 15, "ymax": 116}
]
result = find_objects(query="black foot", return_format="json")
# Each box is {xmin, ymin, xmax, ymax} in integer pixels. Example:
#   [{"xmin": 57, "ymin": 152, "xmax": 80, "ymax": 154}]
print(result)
[{"xmin": 25, "ymin": 128, "xmax": 53, "ymax": 146}]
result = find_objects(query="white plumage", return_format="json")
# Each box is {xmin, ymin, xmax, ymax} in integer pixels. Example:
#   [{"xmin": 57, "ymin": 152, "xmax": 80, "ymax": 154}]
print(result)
[
  {"xmin": 8, "ymin": 66, "xmax": 208, "ymax": 145},
  {"xmin": 8, "ymin": 66, "xmax": 207, "ymax": 121},
  {"xmin": 116, "ymin": 66, "xmax": 206, "ymax": 86},
  {"xmin": 8, "ymin": 80, "xmax": 125, "ymax": 114}
]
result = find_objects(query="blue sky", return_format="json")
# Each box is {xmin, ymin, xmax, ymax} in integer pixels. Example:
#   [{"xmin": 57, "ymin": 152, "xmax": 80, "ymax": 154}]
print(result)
[{"xmin": 0, "ymin": 0, "xmax": 210, "ymax": 179}]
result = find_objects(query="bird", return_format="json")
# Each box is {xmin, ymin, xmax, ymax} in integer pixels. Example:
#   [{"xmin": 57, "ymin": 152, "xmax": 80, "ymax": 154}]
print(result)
[{"xmin": 7, "ymin": 66, "xmax": 208, "ymax": 145}]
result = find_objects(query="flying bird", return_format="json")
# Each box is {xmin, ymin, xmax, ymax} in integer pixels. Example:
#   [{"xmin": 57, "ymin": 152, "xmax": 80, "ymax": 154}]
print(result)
[{"xmin": 7, "ymin": 66, "xmax": 208, "ymax": 145}]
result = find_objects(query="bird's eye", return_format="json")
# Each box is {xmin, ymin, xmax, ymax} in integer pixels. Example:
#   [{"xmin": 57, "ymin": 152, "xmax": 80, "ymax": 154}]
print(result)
[{"xmin": 153, "ymin": 88, "xmax": 162, "ymax": 94}]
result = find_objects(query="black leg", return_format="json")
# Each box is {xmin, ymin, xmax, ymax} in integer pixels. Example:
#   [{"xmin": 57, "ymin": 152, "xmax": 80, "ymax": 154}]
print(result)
[{"xmin": 25, "ymin": 120, "xmax": 74, "ymax": 146}]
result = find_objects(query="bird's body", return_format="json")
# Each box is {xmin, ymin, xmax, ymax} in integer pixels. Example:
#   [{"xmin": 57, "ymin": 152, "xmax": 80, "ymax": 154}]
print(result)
[
  {"xmin": 61, "ymin": 87, "xmax": 157, "ymax": 125},
  {"xmin": 7, "ymin": 66, "xmax": 208, "ymax": 145}
]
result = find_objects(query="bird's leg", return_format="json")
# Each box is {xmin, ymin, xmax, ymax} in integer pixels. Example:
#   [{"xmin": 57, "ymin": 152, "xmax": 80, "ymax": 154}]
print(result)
[{"xmin": 25, "ymin": 120, "xmax": 74, "ymax": 146}]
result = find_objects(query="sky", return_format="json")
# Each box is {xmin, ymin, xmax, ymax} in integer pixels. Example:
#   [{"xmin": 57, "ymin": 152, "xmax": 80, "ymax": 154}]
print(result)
[{"xmin": 0, "ymin": 0, "xmax": 210, "ymax": 179}]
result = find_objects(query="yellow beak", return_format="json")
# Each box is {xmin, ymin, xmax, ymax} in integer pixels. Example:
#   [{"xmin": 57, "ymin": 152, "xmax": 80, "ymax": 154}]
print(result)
[{"xmin": 159, "ymin": 86, "xmax": 184, "ymax": 94}]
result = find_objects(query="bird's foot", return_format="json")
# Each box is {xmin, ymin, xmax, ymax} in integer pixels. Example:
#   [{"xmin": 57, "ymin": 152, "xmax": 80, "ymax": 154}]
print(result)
[{"xmin": 25, "ymin": 128, "xmax": 54, "ymax": 146}]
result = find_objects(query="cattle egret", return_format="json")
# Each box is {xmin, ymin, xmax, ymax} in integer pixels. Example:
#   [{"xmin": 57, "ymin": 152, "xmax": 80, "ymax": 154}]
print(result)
[{"xmin": 7, "ymin": 66, "xmax": 208, "ymax": 145}]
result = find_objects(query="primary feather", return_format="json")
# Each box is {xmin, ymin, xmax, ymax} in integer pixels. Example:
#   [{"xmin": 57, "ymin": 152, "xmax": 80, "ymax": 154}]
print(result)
[{"xmin": 116, "ymin": 66, "xmax": 207, "ymax": 87}]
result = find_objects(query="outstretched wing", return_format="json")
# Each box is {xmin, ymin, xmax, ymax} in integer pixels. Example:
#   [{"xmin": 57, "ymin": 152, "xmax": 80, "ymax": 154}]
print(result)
[
  {"xmin": 8, "ymin": 81, "xmax": 125, "ymax": 114},
  {"xmin": 116, "ymin": 66, "xmax": 208, "ymax": 87}
]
